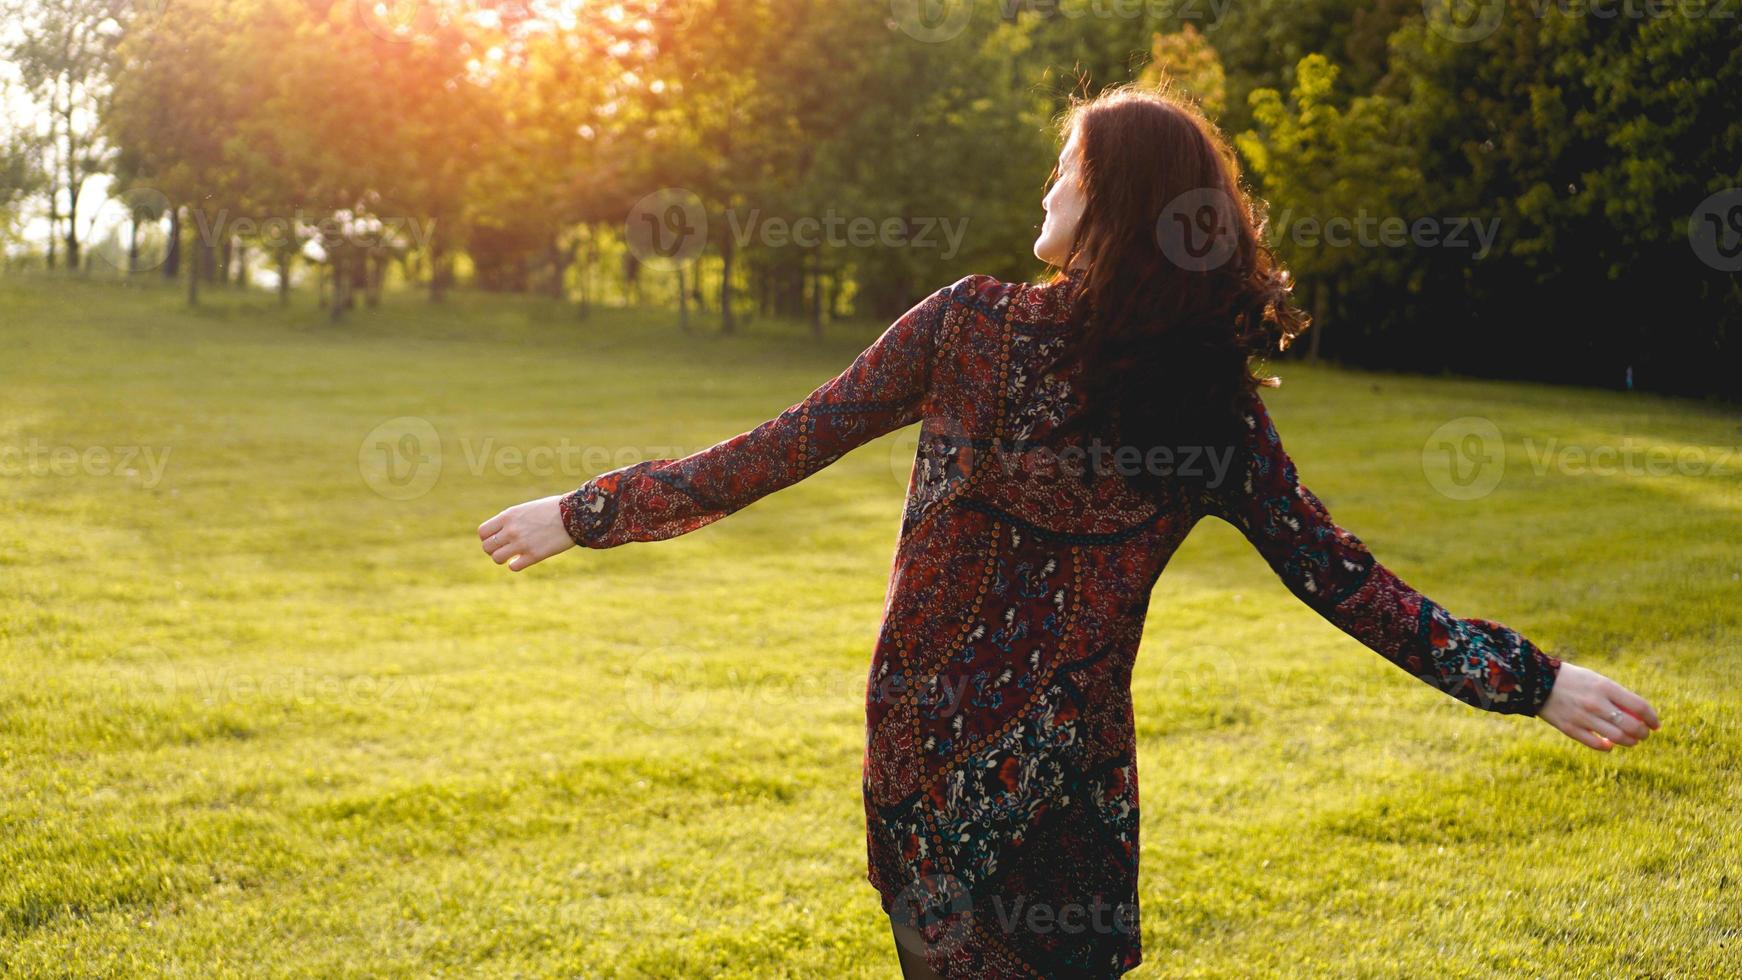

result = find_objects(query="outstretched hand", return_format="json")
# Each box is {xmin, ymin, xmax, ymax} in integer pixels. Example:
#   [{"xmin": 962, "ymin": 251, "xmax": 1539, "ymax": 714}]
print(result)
[
  {"xmin": 478, "ymin": 494, "xmax": 575, "ymax": 572},
  {"xmin": 1537, "ymin": 661, "xmax": 1660, "ymax": 751}
]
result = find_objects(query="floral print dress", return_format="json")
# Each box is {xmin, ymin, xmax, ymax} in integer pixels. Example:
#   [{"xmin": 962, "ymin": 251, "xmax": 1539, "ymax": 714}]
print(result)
[{"xmin": 558, "ymin": 272, "xmax": 1562, "ymax": 978}]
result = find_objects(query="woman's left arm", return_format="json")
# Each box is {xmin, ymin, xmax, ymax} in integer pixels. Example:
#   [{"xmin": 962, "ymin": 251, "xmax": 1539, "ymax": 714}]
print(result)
[
  {"xmin": 1196, "ymin": 390, "xmax": 1660, "ymax": 749},
  {"xmin": 478, "ymin": 277, "xmax": 978, "ymax": 568}
]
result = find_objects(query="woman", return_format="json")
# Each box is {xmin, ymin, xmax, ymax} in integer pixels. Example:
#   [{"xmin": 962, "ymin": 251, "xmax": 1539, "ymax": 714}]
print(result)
[{"xmin": 478, "ymin": 87, "xmax": 1660, "ymax": 979}]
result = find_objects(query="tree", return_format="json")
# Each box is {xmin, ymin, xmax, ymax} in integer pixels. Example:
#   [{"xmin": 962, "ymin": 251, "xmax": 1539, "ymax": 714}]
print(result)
[
  {"xmin": 1140, "ymin": 25, "xmax": 1227, "ymax": 119},
  {"xmin": 0, "ymin": 88, "xmax": 50, "ymax": 265},
  {"xmin": 1238, "ymin": 54, "xmax": 1417, "ymax": 359},
  {"xmin": 2, "ymin": 0, "xmax": 128, "ymax": 271}
]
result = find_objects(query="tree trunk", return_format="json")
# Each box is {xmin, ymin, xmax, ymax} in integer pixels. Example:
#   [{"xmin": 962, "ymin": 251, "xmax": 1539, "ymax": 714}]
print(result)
[
  {"xmin": 720, "ymin": 234, "xmax": 736, "ymax": 335},
  {"xmin": 234, "ymin": 242, "xmax": 248, "ymax": 286},
  {"xmin": 164, "ymin": 209, "xmax": 181, "ymax": 278},
  {"xmin": 44, "ymin": 105, "xmax": 59, "ymax": 271},
  {"xmin": 676, "ymin": 265, "xmax": 689, "ymax": 332},
  {"xmin": 1307, "ymin": 278, "xmax": 1325, "ymax": 361},
  {"xmin": 364, "ymin": 251, "xmax": 382, "ymax": 307},
  {"xmin": 330, "ymin": 249, "xmax": 348, "ymax": 322},
  {"xmin": 185, "ymin": 210, "xmax": 200, "ymax": 306},
  {"xmin": 127, "ymin": 217, "xmax": 140, "ymax": 275},
  {"xmin": 549, "ymin": 233, "xmax": 571, "ymax": 299},
  {"xmin": 429, "ymin": 224, "xmax": 449, "ymax": 302},
  {"xmin": 63, "ymin": 186, "xmax": 81, "ymax": 271},
  {"xmin": 348, "ymin": 249, "xmax": 364, "ymax": 310},
  {"xmin": 64, "ymin": 183, "xmax": 82, "ymax": 272},
  {"xmin": 623, "ymin": 252, "xmax": 641, "ymax": 305},
  {"xmin": 777, "ymin": 266, "xmax": 790, "ymax": 317},
  {"xmin": 60, "ymin": 100, "xmax": 81, "ymax": 271},
  {"xmin": 277, "ymin": 250, "xmax": 291, "ymax": 306},
  {"xmin": 577, "ymin": 235, "xmax": 594, "ymax": 320},
  {"xmin": 809, "ymin": 252, "xmax": 823, "ymax": 339},
  {"xmin": 45, "ymin": 187, "xmax": 58, "ymax": 271}
]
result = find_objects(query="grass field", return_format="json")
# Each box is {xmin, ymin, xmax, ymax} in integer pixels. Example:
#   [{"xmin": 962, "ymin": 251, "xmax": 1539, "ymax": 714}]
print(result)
[{"xmin": 2, "ymin": 274, "xmax": 1738, "ymax": 978}]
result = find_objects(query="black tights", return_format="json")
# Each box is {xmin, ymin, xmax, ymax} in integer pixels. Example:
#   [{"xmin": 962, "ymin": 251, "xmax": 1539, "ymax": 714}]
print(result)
[{"xmin": 891, "ymin": 917, "xmax": 948, "ymax": 980}]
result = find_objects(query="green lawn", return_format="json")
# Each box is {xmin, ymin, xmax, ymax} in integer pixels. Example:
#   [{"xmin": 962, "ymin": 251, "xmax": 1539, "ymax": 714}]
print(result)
[{"xmin": 2, "ymin": 275, "xmax": 1738, "ymax": 978}]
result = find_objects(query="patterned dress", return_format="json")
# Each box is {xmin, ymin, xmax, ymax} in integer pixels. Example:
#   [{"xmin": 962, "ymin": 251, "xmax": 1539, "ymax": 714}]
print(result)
[{"xmin": 558, "ymin": 271, "xmax": 1563, "ymax": 978}]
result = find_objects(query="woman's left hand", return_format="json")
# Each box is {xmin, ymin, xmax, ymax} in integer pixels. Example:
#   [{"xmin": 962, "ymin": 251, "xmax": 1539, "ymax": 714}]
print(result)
[
  {"xmin": 477, "ymin": 494, "xmax": 576, "ymax": 571},
  {"xmin": 1536, "ymin": 661, "xmax": 1661, "ymax": 751}
]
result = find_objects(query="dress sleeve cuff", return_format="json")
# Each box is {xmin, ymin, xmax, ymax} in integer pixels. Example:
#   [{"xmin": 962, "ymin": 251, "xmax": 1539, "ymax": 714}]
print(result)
[
  {"xmin": 558, "ymin": 481, "xmax": 610, "ymax": 548},
  {"xmin": 1459, "ymin": 617, "xmax": 1562, "ymax": 717},
  {"xmin": 1497, "ymin": 626, "xmax": 1562, "ymax": 717},
  {"xmin": 1522, "ymin": 645, "xmax": 1564, "ymax": 718}
]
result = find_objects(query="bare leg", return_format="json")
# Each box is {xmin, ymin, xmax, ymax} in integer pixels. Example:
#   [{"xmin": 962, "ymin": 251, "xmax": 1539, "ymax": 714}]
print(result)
[{"xmin": 891, "ymin": 916, "xmax": 948, "ymax": 980}]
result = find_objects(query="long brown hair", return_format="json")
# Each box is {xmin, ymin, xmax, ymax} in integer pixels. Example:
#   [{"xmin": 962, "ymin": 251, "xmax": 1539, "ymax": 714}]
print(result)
[{"xmin": 1050, "ymin": 85, "xmax": 1309, "ymax": 493}]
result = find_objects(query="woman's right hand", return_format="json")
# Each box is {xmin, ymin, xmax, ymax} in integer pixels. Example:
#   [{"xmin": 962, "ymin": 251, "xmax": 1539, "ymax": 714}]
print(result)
[
  {"xmin": 1536, "ymin": 661, "xmax": 1661, "ymax": 750},
  {"xmin": 477, "ymin": 493, "xmax": 576, "ymax": 572}
]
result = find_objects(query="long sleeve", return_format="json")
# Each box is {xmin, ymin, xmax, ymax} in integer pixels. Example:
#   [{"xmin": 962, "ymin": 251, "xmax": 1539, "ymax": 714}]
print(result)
[
  {"xmin": 558, "ymin": 277, "xmax": 973, "ymax": 549},
  {"xmin": 1195, "ymin": 390, "xmax": 1562, "ymax": 716}
]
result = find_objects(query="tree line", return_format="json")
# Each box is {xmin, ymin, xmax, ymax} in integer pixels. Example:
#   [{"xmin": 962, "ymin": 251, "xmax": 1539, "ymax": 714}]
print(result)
[{"xmin": 1, "ymin": 0, "xmax": 1736, "ymax": 396}]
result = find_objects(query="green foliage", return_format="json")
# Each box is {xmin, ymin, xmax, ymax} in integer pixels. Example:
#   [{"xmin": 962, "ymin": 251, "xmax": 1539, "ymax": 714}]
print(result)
[
  {"xmin": 9, "ymin": 0, "xmax": 1734, "ymax": 392},
  {"xmin": 1358, "ymin": 4, "xmax": 1741, "ymax": 391},
  {"xmin": 1238, "ymin": 54, "xmax": 1419, "ymax": 354},
  {"xmin": 0, "ymin": 0, "xmax": 129, "ymax": 268},
  {"xmin": 1140, "ymin": 25, "xmax": 1228, "ymax": 119}
]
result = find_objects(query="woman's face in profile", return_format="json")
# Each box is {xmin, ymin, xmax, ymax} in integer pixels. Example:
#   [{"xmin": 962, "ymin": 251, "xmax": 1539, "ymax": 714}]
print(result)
[{"xmin": 1034, "ymin": 125, "xmax": 1087, "ymax": 268}]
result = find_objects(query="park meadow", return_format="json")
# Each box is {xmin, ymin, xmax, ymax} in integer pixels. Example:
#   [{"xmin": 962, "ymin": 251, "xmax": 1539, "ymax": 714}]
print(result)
[{"xmin": 2, "ymin": 273, "xmax": 1738, "ymax": 977}]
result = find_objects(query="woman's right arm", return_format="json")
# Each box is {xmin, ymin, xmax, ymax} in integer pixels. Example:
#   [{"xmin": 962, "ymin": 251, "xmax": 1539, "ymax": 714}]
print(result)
[
  {"xmin": 557, "ymin": 277, "xmax": 983, "ymax": 549},
  {"xmin": 475, "ymin": 276, "xmax": 993, "ymax": 572}
]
